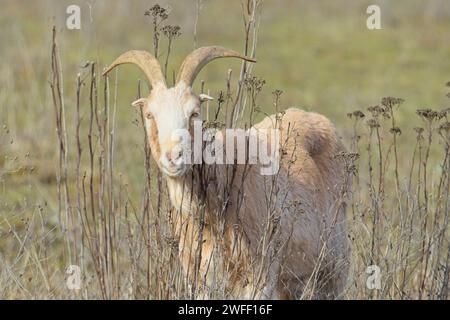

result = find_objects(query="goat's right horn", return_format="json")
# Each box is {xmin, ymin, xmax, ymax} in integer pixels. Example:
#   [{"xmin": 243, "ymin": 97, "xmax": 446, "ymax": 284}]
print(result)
[
  {"xmin": 176, "ymin": 46, "xmax": 256, "ymax": 87},
  {"xmin": 102, "ymin": 50, "xmax": 166, "ymax": 88}
]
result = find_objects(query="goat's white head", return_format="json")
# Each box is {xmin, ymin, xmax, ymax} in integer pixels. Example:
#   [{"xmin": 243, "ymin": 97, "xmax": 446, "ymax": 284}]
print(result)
[{"xmin": 103, "ymin": 47, "xmax": 255, "ymax": 177}]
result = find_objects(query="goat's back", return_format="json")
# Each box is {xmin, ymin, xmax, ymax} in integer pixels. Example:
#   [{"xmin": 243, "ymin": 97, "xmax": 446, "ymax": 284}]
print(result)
[{"xmin": 245, "ymin": 107, "xmax": 350, "ymax": 298}]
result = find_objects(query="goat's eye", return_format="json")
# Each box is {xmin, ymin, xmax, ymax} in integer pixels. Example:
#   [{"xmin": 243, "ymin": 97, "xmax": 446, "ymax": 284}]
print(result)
[
  {"xmin": 191, "ymin": 111, "xmax": 200, "ymax": 118},
  {"xmin": 145, "ymin": 112, "xmax": 153, "ymax": 119}
]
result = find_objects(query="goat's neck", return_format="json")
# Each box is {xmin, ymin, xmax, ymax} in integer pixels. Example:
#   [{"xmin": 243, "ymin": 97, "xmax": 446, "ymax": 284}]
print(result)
[
  {"xmin": 165, "ymin": 165, "xmax": 229, "ymax": 216},
  {"xmin": 165, "ymin": 175, "xmax": 196, "ymax": 213},
  {"xmin": 164, "ymin": 163, "xmax": 250, "ymax": 259}
]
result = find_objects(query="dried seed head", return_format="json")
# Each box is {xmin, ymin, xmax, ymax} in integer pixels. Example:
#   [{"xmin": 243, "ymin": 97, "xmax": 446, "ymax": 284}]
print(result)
[
  {"xmin": 366, "ymin": 118, "xmax": 380, "ymax": 128},
  {"xmin": 353, "ymin": 110, "xmax": 365, "ymax": 119},
  {"xmin": 389, "ymin": 127, "xmax": 402, "ymax": 135},
  {"xmin": 161, "ymin": 25, "xmax": 181, "ymax": 39},
  {"xmin": 414, "ymin": 127, "xmax": 424, "ymax": 139},
  {"xmin": 416, "ymin": 108, "xmax": 439, "ymax": 121},
  {"xmin": 381, "ymin": 97, "xmax": 404, "ymax": 109},
  {"xmin": 333, "ymin": 152, "xmax": 360, "ymax": 174},
  {"xmin": 272, "ymin": 89, "xmax": 283, "ymax": 98},
  {"xmin": 204, "ymin": 120, "xmax": 225, "ymax": 130},
  {"xmin": 244, "ymin": 75, "xmax": 266, "ymax": 93},
  {"xmin": 145, "ymin": 4, "xmax": 168, "ymax": 20},
  {"xmin": 368, "ymin": 105, "xmax": 383, "ymax": 117},
  {"xmin": 217, "ymin": 91, "xmax": 225, "ymax": 104}
]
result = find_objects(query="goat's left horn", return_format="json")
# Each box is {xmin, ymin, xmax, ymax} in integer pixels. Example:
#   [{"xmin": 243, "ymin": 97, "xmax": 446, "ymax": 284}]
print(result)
[
  {"xmin": 102, "ymin": 50, "xmax": 166, "ymax": 88},
  {"xmin": 176, "ymin": 46, "xmax": 256, "ymax": 87}
]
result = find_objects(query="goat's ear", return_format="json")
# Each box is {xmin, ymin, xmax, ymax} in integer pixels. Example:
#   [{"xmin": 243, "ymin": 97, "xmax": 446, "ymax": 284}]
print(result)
[
  {"xmin": 131, "ymin": 98, "xmax": 148, "ymax": 109},
  {"xmin": 199, "ymin": 93, "xmax": 214, "ymax": 103}
]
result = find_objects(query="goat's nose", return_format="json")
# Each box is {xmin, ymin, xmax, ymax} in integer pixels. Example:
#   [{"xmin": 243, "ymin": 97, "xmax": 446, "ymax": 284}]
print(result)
[
  {"xmin": 166, "ymin": 149, "xmax": 183, "ymax": 162},
  {"xmin": 172, "ymin": 135, "xmax": 182, "ymax": 143}
]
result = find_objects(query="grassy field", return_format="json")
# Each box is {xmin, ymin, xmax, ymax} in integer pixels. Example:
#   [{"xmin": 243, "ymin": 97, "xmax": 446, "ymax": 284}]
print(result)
[{"xmin": 0, "ymin": 0, "xmax": 449, "ymax": 299}]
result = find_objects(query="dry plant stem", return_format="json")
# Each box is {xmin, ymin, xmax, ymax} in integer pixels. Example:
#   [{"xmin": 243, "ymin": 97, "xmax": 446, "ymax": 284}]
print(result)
[
  {"xmin": 50, "ymin": 26, "xmax": 73, "ymax": 264},
  {"xmin": 230, "ymin": 0, "xmax": 261, "ymax": 128},
  {"xmin": 193, "ymin": 0, "xmax": 202, "ymax": 49},
  {"xmin": 418, "ymin": 118, "xmax": 434, "ymax": 299}
]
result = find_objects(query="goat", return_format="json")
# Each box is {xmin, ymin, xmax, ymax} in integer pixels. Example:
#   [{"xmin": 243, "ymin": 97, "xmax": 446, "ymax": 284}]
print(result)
[{"xmin": 103, "ymin": 46, "xmax": 350, "ymax": 299}]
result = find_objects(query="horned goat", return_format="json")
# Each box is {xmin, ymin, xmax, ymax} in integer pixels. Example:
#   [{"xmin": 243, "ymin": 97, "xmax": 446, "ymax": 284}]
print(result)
[{"xmin": 103, "ymin": 46, "xmax": 350, "ymax": 299}]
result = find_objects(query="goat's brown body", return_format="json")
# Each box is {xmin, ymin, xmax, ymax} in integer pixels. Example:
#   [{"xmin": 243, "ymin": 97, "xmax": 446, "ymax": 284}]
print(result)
[{"xmin": 164, "ymin": 108, "xmax": 350, "ymax": 299}]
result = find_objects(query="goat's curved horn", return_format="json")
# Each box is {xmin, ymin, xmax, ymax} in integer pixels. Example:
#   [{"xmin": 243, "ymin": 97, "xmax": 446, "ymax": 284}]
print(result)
[
  {"xmin": 176, "ymin": 46, "xmax": 256, "ymax": 86},
  {"xmin": 102, "ymin": 50, "xmax": 166, "ymax": 88}
]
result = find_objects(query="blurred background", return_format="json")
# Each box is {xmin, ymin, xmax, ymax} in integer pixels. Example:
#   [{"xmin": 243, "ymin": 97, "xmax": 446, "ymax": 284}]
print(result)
[
  {"xmin": 1, "ymin": 0, "xmax": 450, "ymax": 178},
  {"xmin": 2, "ymin": 0, "xmax": 450, "ymax": 186},
  {"xmin": 0, "ymin": 0, "xmax": 449, "ymax": 299}
]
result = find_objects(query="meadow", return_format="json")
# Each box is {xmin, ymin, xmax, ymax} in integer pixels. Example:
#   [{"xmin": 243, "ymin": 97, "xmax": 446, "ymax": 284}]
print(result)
[{"xmin": 0, "ymin": 0, "xmax": 449, "ymax": 299}]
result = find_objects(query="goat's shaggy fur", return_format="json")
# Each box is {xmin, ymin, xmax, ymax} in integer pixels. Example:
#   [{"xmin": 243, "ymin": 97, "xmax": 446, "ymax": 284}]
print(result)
[{"xmin": 163, "ymin": 108, "xmax": 350, "ymax": 299}]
